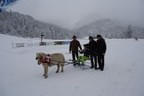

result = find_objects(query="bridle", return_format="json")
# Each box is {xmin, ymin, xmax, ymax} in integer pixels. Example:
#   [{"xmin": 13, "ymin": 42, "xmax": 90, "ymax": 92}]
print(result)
[{"xmin": 36, "ymin": 55, "xmax": 43, "ymax": 64}]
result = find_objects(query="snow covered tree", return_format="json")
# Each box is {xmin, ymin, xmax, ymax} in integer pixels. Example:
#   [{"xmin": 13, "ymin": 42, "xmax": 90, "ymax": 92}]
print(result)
[
  {"xmin": 0, "ymin": 11, "xmax": 72, "ymax": 39},
  {"xmin": 125, "ymin": 25, "xmax": 133, "ymax": 38}
]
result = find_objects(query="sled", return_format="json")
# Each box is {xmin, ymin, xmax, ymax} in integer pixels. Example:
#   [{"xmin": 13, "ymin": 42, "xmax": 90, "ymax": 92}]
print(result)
[{"xmin": 66, "ymin": 56, "xmax": 91, "ymax": 70}]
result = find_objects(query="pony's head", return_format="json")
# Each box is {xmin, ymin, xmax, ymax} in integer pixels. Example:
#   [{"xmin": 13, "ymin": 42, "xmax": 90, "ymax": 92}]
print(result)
[{"xmin": 35, "ymin": 52, "xmax": 45, "ymax": 64}]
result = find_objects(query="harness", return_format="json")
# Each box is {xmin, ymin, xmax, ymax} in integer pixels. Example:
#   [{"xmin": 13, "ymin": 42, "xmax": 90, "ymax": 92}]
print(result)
[{"xmin": 41, "ymin": 55, "xmax": 51, "ymax": 64}]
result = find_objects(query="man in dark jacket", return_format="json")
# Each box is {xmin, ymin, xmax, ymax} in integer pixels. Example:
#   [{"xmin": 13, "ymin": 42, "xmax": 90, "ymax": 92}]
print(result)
[
  {"xmin": 96, "ymin": 34, "xmax": 107, "ymax": 71},
  {"xmin": 88, "ymin": 36, "xmax": 97, "ymax": 69},
  {"xmin": 69, "ymin": 35, "xmax": 82, "ymax": 66}
]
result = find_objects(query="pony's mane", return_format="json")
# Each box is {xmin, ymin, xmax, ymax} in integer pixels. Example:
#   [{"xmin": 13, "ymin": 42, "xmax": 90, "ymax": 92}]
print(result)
[{"xmin": 36, "ymin": 52, "xmax": 46, "ymax": 57}]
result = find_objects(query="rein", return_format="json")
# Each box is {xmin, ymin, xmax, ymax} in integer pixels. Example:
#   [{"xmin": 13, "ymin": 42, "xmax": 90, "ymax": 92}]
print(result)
[{"xmin": 38, "ymin": 55, "xmax": 73, "ymax": 66}]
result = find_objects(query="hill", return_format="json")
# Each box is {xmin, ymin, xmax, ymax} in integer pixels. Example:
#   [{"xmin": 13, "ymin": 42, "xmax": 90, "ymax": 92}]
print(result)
[
  {"xmin": 0, "ymin": 11, "xmax": 72, "ymax": 39},
  {"xmin": 74, "ymin": 19, "xmax": 144, "ymax": 38}
]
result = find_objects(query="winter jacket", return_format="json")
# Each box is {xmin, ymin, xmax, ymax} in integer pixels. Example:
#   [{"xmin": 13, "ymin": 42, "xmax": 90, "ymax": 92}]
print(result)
[
  {"xmin": 88, "ymin": 40, "xmax": 97, "ymax": 55},
  {"xmin": 96, "ymin": 38, "xmax": 106, "ymax": 55},
  {"xmin": 69, "ymin": 39, "xmax": 82, "ymax": 52}
]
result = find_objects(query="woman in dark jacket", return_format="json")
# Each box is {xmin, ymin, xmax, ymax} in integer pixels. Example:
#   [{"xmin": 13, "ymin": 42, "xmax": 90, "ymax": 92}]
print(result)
[{"xmin": 96, "ymin": 34, "xmax": 107, "ymax": 71}]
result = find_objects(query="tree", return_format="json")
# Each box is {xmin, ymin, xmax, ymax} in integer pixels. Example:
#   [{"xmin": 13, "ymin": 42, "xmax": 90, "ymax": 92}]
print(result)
[{"xmin": 125, "ymin": 25, "xmax": 133, "ymax": 38}]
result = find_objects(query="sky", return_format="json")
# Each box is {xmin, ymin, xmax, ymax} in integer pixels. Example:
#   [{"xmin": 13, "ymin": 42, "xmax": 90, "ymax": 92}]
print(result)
[{"xmin": 10, "ymin": 0, "xmax": 144, "ymax": 29}]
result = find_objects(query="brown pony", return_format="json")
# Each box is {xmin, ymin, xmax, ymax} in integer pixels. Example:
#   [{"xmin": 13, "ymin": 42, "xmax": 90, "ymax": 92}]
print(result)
[{"xmin": 36, "ymin": 52, "xmax": 65, "ymax": 78}]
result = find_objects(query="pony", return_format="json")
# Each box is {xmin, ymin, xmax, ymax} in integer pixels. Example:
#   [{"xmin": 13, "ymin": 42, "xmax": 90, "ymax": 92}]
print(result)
[{"xmin": 35, "ymin": 52, "xmax": 65, "ymax": 78}]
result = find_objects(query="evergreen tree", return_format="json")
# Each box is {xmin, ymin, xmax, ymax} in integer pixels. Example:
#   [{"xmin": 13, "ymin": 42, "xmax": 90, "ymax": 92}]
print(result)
[{"xmin": 126, "ymin": 25, "xmax": 133, "ymax": 38}]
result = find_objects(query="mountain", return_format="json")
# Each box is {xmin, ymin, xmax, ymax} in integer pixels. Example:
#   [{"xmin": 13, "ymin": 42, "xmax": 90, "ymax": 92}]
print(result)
[
  {"xmin": 0, "ymin": 10, "xmax": 72, "ymax": 39},
  {"xmin": 74, "ymin": 19, "xmax": 144, "ymax": 38},
  {"xmin": 0, "ymin": 11, "xmax": 144, "ymax": 39}
]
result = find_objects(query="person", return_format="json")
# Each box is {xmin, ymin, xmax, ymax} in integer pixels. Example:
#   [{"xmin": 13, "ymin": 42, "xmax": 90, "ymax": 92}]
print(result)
[
  {"xmin": 88, "ymin": 36, "xmax": 97, "ymax": 69},
  {"xmin": 78, "ymin": 44, "xmax": 90, "ymax": 65},
  {"xmin": 96, "ymin": 34, "xmax": 107, "ymax": 71},
  {"xmin": 69, "ymin": 35, "xmax": 82, "ymax": 66},
  {"xmin": 81, "ymin": 44, "xmax": 90, "ymax": 57}
]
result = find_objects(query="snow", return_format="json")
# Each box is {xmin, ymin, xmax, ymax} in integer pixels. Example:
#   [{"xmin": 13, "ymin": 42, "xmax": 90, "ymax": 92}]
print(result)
[{"xmin": 0, "ymin": 34, "xmax": 144, "ymax": 96}]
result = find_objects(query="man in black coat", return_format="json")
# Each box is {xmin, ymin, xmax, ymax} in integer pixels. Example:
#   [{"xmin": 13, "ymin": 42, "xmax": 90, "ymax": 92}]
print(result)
[
  {"xmin": 69, "ymin": 35, "xmax": 82, "ymax": 66},
  {"xmin": 96, "ymin": 34, "xmax": 107, "ymax": 71},
  {"xmin": 88, "ymin": 36, "xmax": 97, "ymax": 69}
]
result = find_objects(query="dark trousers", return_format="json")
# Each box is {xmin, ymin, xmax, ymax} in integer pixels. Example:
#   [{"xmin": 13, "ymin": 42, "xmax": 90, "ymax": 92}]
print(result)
[
  {"xmin": 90, "ymin": 54, "xmax": 97, "ymax": 68},
  {"xmin": 98, "ymin": 54, "xmax": 105, "ymax": 71},
  {"xmin": 72, "ymin": 51, "xmax": 79, "ymax": 65}
]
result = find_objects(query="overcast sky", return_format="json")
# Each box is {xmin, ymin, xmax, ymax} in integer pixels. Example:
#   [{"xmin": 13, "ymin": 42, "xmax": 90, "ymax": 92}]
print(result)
[{"xmin": 10, "ymin": 0, "xmax": 144, "ymax": 29}]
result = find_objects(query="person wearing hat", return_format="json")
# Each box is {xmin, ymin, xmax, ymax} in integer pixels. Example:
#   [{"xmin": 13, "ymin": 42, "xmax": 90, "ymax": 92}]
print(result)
[
  {"xmin": 96, "ymin": 34, "xmax": 107, "ymax": 71},
  {"xmin": 88, "ymin": 36, "xmax": 97, "ymax": 69},
  {"xmin": 69, "ymin": 35, "xmax": 82, "ymax": 66}
]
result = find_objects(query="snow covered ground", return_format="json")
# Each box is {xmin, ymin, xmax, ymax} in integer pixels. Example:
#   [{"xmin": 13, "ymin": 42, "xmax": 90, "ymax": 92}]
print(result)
[{"xmin": 0, "ymin": 34, "xmax": 144, "ymax": 96}]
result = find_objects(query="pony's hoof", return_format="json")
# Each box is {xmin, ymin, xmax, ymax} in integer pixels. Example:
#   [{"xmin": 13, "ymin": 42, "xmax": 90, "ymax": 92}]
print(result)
[
  {"xmin": 56, "ymin": 71, "xmax": 59, "ymax": 73},
  {"xmin": 44, "ymin": 75, "xmax": 48, "ymax": 79},
  {"xmin": 44, "ymin": 76, "xmax": 48, "ymax": 79},
  {"xmin": 43, "ymin": 74, "xmax": 48, "ymax": 78}
]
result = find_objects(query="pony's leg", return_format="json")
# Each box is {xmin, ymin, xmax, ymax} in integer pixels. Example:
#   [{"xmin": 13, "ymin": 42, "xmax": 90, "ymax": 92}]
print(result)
[
  {"xmin": 45, "ymin": 64, "xmax": 48, "ymax": 78},
  {"xmin": 61, "ymin": 63, "xmax": 64, "ymax": 72},
  {"xmin": 42, "ymin": 64, "xmax": 45, "ymax": 76},
  {"xmin": 42, "ymin": 64, "xmax": 48, "ymax": 78},
  {"xmin": 56, "ymin": 64, "xmax": 60, "ymax": 73}
]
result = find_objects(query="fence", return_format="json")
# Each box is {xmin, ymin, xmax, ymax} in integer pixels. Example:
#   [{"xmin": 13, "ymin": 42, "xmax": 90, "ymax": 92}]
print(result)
[{"xmin": 12, "ymin": 41, "xmax": 70, "ymax": 48}]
